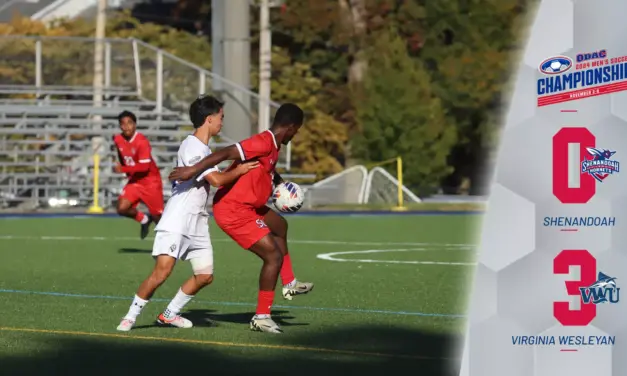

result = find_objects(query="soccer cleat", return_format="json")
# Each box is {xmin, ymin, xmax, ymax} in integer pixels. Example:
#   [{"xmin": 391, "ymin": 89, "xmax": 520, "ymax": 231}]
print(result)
[
  {"xmin": 250, "ymin": 315, "xmax": 283, "ymax": 333},
  {"xmin": 116, "ymin": 318, "xmax": 135, "ymax": 332},
  {"xmin": 156, "ymin": 313, "xmax": 193, "ymax": 328},
  {"xmin": 282, "ymin": 281, "xmax": 314, "ymax": 301},
  {"xmin": 140, "ymin": 216, "xmax": 153, "ymax": 240}
]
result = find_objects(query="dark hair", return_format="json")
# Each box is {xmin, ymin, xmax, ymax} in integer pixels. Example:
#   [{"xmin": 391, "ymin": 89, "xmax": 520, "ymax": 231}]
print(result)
[
  {"xmin": 118, "ymin": 110, "xmax": 137, "ymax": 124},
  {"xmin": 189, "ymin": 95, "xmax": 224, "ymax": 128},
  {"xmin": 272, "ymin": 103, "xmax": 304, "ymax": 127}
]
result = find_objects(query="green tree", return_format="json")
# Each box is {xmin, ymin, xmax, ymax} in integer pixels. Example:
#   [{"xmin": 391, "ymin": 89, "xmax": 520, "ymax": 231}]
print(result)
[
  {"xmin": 352, "ymin": 28, "xmax": 455, "ymax": 194},
  {"xmin": 414, "ymin": 0, "xmax": 531, "ymax": 192}
]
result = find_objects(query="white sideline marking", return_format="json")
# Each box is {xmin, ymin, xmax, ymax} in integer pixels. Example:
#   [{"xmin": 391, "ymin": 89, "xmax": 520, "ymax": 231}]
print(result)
[
  {"xmin": 316, "ymin": 248, "xmax": 477, "ymax": 266},
  {"xmin": 0, "ymin": 234, "xmax": 476, "ymax": 248}
]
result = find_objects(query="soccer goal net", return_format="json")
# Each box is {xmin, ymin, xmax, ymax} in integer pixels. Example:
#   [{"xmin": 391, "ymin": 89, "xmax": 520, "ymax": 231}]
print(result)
[
  {"xmin": 301, "ymin": 164, "xmax": 421, "ymax": 207},
  {"xmin": 302, "ymin": 165, "xmax": 368, "ymax": 207},
  {"xmin": 363, "ymin": 167, "xmax": 421, "ymax": 205}
]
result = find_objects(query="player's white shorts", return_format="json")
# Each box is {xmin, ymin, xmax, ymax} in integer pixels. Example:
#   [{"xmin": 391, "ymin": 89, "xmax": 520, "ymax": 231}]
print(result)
[{"xmin": 152, "ymin": 230, "xmax": 214, "ymax": 275}]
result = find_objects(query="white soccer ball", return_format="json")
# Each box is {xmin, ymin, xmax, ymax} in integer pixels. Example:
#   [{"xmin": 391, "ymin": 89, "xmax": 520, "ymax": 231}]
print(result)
[
  {"xmin": 272, "ymin": 181, "xmax": 304, "ymax": 213},
  {"xmin": 550, "ymin": 60, "xmax": 562, "ymax": 71}
]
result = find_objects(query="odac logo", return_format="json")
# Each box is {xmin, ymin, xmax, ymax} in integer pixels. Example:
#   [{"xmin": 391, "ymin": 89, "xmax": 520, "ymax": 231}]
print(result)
[
  {"xmin": 552, "ymin": 127, "xmax": 619, "ymax": 204},
  {"xmin": 539, "ymin": 56, "xmax": 573, "ymax": 75}
]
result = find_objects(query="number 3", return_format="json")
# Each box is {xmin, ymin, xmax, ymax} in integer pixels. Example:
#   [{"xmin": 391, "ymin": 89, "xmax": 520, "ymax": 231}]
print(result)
[
  {"xmin": 552, "ymin": 127, "xmax": 596, "ymax": 203},
  {"xmin": 553, "ymin": 249, "xmax": 597, "ymax": 326}
]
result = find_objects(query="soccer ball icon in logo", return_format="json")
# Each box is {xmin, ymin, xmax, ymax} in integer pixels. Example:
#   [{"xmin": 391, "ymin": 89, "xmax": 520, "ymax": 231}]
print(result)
[{"xmin": 272, "ymin": 181, "xmax": 305, "ymax": 213}]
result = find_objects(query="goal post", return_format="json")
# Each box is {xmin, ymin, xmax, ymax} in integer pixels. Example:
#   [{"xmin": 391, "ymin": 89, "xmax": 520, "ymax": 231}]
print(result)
[
  {"xmin": 363, "ymin": 157, "xmax": 421, "ymax": 210},
  {"xmin": 87, "ymin": 153, "xmax": 104, "ymax": 214}
]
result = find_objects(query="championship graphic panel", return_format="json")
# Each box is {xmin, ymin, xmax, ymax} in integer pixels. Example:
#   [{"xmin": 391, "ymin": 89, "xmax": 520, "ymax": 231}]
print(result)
[{"xmin": 461, "ymin": 0, "xmax": 627, "ymax": 375}]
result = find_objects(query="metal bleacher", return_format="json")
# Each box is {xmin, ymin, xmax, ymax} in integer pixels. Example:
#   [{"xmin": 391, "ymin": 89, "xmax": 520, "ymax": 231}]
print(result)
[{"xmin": 0, "ymin": 35, "xmax": 294, "ymax": 210}]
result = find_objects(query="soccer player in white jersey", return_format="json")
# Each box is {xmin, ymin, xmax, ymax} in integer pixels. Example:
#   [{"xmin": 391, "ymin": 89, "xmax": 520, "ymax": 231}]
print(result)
[{"xmin": 116, "ymin": 95, "xmax": 258, "ymax": 331}]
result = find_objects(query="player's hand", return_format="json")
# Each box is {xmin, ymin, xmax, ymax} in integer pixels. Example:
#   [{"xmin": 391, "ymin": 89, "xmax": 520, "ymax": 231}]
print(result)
[
  {"xmin": 235, "ymin": 161, "xmax": 260, "ymax": 174},
  {"xmin": 168, "ymin": 166, "xmax": 197, "ymax": 181},
  {"xmin": 113, "ymin": 163, "xmax": 124, "ymax": 173}
]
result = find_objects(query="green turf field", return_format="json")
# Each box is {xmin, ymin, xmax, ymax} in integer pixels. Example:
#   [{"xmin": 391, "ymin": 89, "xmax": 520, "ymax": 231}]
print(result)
[{"xmin": 0, "ymin": 214, "xmax": 480, "ymax": 375}]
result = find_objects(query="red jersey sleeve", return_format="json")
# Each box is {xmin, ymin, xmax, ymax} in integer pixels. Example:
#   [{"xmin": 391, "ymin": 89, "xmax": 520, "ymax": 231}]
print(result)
[
  {"xmin": 121, "ymin": 136, "xmax": 151, "ymax": 174},
  {"xmin": 235, "ymin": 133, "xmax": 273, "ymax": 161}
]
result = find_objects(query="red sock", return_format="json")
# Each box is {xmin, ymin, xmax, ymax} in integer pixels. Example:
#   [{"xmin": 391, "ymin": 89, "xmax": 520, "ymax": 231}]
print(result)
[
  {"xmin": 134, "ymin": 211, "xmax": 146, "ymax": 223},
  {"xmin": 280, "ymin": 253, "xmax": 296, "ymax": 286},
  {"xmin": 256, "ymin": 290, "xmax": 275, "ymax": 315}
]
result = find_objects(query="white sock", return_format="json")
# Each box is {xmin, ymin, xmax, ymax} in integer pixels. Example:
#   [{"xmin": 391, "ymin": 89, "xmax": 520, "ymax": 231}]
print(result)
[
  {"xmin": 140, "ymin": 214, "xmax": 149, "ymax": 224},
  {"xmin": 124, "ymin": 295, "xmax": 149, "ymax": 321},
  {"xmin": 163, "ymin": 288, "xmax": 194, "ymax": 319}
]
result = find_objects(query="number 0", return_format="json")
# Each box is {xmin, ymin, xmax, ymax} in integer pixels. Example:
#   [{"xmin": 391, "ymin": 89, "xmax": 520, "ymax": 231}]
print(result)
[
  {"xmin": 553, "ymin": 250, "xmax": 597, "ymax": 326},
  {"xmin": 552, "ymin": 127, "xmax": 596, "ymax": 203}
]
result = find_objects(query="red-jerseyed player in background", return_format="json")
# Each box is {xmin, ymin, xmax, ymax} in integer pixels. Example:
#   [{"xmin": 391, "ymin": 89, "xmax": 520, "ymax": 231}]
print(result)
[
  {"xmin": 113, "ymin": 111, "xmax": 164, "ymax": 239},
  {"xmin": 168, "ymin": 103, "xmax": 313, "ymax": 333}
]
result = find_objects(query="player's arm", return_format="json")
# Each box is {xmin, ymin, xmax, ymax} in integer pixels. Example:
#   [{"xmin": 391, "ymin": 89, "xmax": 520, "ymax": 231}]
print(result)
[
  {"xmin": 204, "ymin": 161, "xmax": 260, "ymax": 188},
  {"xmin": 117, "ymin": 140, "xmax": 152, "ymax": 174},
  {"xmin": 112, "ymin": 137, "xmax": 128, "ymax": 175},
  {"xmin": 169, "ymin": 135, "xmax": 271, "ymax": 182},
  {"xmin": 273, "ymin": 171, "xmax": 284, "ymax": 186},
  {"xmin": 168, "ymin": 145, "xmax": 240, "ymax": 181},
  {"xmin": 112, "ymin": 136, "xmax": 124, "ymax": 165}
]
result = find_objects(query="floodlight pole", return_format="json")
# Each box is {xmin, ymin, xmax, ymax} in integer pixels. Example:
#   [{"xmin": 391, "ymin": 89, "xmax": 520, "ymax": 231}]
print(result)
[
  {"xmin": 90, "ymin": 0, "xmax": 108, "ymax": 215},
  {"xmin": 256, "ymin": 0, "xmax": 284, "ymax": 133},
  {"xmin": 93, "ymin": 0, "xmax": 107, "ymax": 127},
  {"xmin": 258, "ymin": 0, "xmax": 272, "ymax": 133}
]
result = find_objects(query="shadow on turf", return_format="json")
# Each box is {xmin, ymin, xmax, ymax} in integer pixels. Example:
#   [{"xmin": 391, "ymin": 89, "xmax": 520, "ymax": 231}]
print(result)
[
  {"xmin": 1, "ymin": 325, "xmax": 461, "ymax": 376},
  {"xmin": 132, "ymin": 309, "xmax": 308, "ymax": 330},
  {"xmin": 118, "ymin": 248, "xmax": 151, "ymax": 254}
]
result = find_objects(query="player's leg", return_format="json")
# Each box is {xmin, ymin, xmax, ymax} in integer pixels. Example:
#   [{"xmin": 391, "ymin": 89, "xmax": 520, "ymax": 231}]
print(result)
[
  {"xmin": 157, "ymin": 236, "xmax": 214, "ymax": 328},
  {"xmin": 247, "ymin": 233, "xmax": 284, "ymax": 333},
  {"xmin": 116, "ymin": 231, "xmax": 185, "ymax": 331},
  {"xmin": 213, "ymin": 207, "xmax": 283, "ymax": 333},
  {"xmin": 117, "ymin": 183, "xmax": 151, "ymax": 238},
  {"xmin": 116, "ymin": 254, "xmax": 176, "ymax": 331},
  {"xmin": 137, "ymin": 183, "xmax": 164, "ymax": 239},
  {"xmin": 262, "ymin": 207, "xmax": 314, "ymax": 300}
]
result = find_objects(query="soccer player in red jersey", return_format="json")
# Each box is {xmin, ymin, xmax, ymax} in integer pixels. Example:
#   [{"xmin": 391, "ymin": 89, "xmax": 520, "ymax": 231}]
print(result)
[
  {"xmin": 169, "ymin": 103, "xmax": 313, "ymax": 333},
  {"xmin": 113, "ymin": 111, "xmax": 164, "ymax": 239}
]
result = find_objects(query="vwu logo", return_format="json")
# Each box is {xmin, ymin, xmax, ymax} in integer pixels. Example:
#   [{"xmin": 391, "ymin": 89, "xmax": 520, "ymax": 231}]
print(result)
[{"xmin": 579, "ymin": 272, "xmax": 620, "ymax": 304}]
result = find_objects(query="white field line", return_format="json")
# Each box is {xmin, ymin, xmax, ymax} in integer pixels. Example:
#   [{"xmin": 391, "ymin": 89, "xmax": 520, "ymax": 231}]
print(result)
[{"xmin": 316, "ymin": 248, "xmax": 477, "ymax": 266}]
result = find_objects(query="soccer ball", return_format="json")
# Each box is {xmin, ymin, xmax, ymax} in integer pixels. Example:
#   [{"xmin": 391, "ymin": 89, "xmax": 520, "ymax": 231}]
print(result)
[
  {"xmin": 272, "ymin": 181, "xmax": 304, "ymax": 213},
  {"xmin": 550, "ymin": 60, "xmax": 563, "ymax": 72}
]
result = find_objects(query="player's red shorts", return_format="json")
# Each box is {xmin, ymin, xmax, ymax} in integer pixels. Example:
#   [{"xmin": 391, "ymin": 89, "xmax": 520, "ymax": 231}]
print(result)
[
  {"xmin": 119, "ymin": 181, "xmax": 164, "ymax": 217},
  {"xmin": 213, "ymin": 203, "xmax": 271, "ymax": 249}
]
